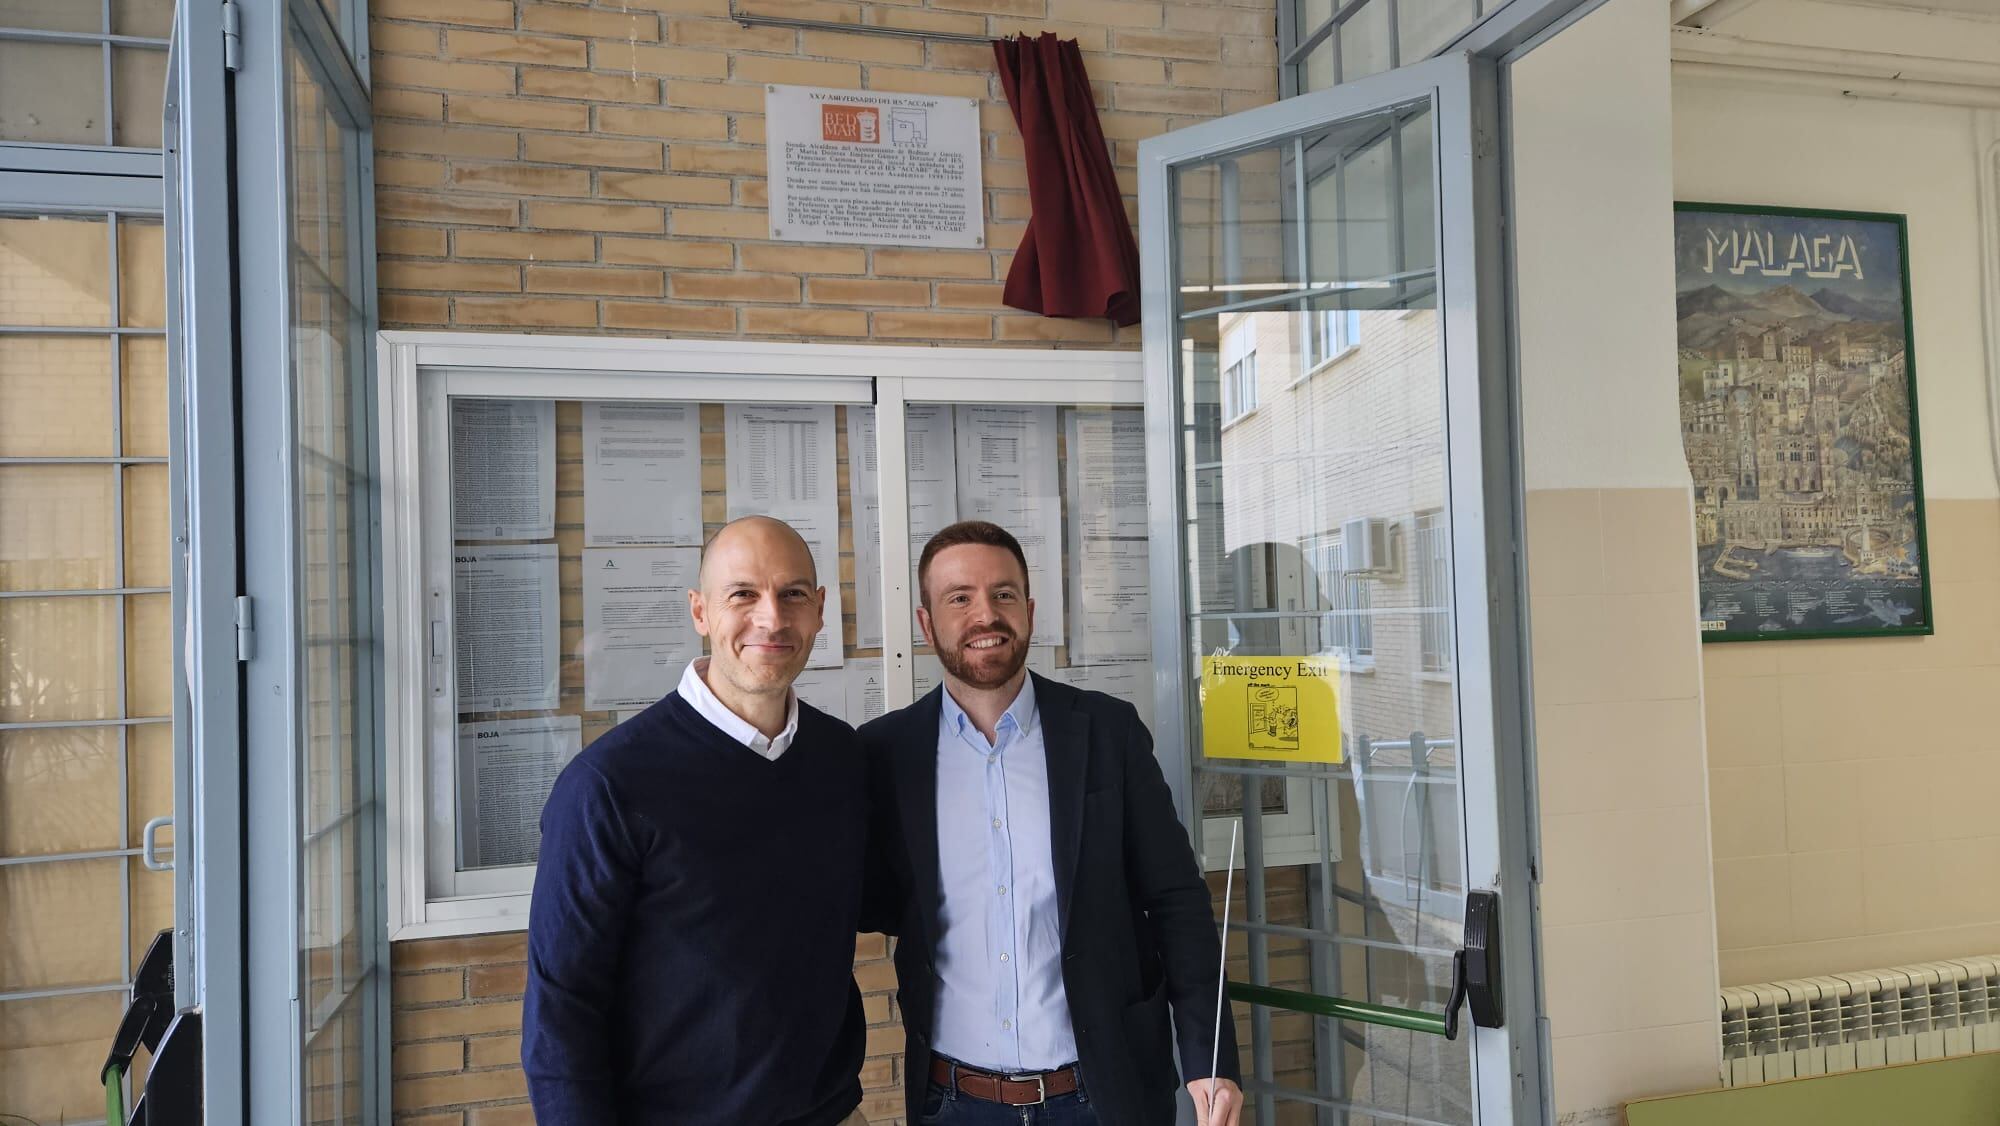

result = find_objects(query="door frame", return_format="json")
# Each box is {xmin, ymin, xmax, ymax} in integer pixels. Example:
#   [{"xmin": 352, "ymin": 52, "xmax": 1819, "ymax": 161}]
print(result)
[{"xmin": 1135, "ymin": 1, "xmax": 1608, "ymax": 1118}]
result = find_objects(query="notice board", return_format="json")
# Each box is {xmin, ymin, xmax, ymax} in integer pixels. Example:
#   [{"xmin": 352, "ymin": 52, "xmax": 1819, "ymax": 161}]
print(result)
[{"xmin": 764, "ymin": 84, "xmax": 985, "ymax": 249}]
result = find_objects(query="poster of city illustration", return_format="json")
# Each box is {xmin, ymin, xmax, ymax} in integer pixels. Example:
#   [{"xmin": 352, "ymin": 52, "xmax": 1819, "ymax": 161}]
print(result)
[{"xmin": 1673, "ymin": 203, "xmax": 1931, "ymax": 641}]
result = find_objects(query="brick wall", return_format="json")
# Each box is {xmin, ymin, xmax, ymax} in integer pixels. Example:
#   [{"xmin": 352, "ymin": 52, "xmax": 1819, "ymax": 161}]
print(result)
[{"xmin": 372, "ymin": 0, "xmax": 1276, "ymax": 1120}]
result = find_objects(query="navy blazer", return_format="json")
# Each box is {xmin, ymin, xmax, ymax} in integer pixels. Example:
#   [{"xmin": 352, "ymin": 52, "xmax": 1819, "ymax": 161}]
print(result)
[{"xmin": 860, "ymin": 674, "xmax": 1241, "ymax": 1126}]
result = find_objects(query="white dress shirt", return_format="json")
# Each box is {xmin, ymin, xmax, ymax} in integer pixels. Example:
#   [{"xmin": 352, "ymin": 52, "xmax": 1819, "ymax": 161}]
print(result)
[
  {"xmin": 932, "ymin": 676, "xmax": 1078, "ymax": 1071},
  {"xmin": 675, "ymin": 658, "xmax": 798, "ymax": 760}
]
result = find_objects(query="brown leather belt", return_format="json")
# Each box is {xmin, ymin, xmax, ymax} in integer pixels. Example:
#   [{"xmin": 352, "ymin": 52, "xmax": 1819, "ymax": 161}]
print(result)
[{"xmin": 930, "ymin": 1057, "xmax": 1079, "ymax": 1106}]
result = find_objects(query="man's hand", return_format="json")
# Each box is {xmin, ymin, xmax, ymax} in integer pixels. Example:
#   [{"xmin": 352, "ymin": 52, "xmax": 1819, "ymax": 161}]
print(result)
[{"xmin": 1186, "ymin": 1076, "xmax": 1243, "ymax": 1126}]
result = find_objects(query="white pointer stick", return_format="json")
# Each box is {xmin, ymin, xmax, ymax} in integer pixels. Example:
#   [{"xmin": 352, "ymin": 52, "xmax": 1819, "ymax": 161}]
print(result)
[{"xmin": 1206, "ymin": 819, "xmax": 1240, "ymax": 1126}]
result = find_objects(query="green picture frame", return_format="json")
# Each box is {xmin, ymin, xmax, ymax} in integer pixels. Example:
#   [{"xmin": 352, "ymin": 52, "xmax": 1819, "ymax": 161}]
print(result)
[{"xmin": 1672, "ymin": 202, "xmax": 1933, "ymax": 642}]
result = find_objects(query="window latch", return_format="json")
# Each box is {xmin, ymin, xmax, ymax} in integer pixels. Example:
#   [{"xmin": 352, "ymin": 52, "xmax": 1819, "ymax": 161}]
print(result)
[{"xmin": 1443, "ymin": 890, "xmax": 1503, "ymax": 1040}]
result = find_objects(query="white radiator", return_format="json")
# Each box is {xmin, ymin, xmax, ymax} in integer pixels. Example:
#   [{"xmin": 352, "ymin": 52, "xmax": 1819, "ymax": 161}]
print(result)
[{"xmin": 1720, "ymin": 956, "xmax": 2000, "ymax": 1087}]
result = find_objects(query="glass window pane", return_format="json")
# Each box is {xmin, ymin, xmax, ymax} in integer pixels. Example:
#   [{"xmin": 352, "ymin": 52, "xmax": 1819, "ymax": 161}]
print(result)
[
  {"xmin": 0, "ymin": 991, "xmax": 126, "ymax": 1126},
  {"xmin": 1, "ymin": 215, "xmax": 111, "ymax": 327},
  {"xmin": 122, "ymin": 336, "xmax": 170, "ymax": 456},
  {"xmin": 0, "ymin": 464, "xmax": 118, "ymax": 591},
  {"xmin": 125, "ymin": 461, "xmax": 172, "ymax": 588},
  {"xmin": 112, "ymin": 45, "xmax": 168, "ymax": 147},
  {"xmin": 0, "ymin": 726, "xmax": 123, "ymax": 856},
  {"xmin": 1301, "ymin": 37, "xmax": 1335, "ymax": 93},
  {"xmin": 1399, "ymin": 0, "xmax": 1479, "ymax": 60},
  {"xmin": 1, "ymin": 336, "xmax": 115, "ymax": 456},
  {"xmin": 0, "ymin": 857, "xmax": 127, "ymax": 991},
  {"xmin": 131, "ymin": 859, "xmax": 173, "ymax": 970},
  {"xmin": 119, "ymin": 218, "xmax": 166, "ymax": 327},
  {"xmin": 1339, "ymin": 0, "xmax": 1394, "ymax": 82},
  {"xmin": 304, "ymin": 827, "xmax": 340, "ymax": 1025},
  {"xmin": 111, "ymin": 0, "xmax": 175, "ymax": 38},
  {"xmin": 0, "ymin": 40, "xmax": 106, "ymax": 144},
  {"xmin": 129, "ymin": 721, "xmax": 173, "ymax": 848},
  {"xmin": 0, "ymin": 595, "xmax": 119, "ymax": 722},
  {"xmin": 127, "ymin": 591, "xmax": 172, "ymax": 716},
  {"xmin": 0, "ymin": 0, "xmax": 105, "ymax": 31}
]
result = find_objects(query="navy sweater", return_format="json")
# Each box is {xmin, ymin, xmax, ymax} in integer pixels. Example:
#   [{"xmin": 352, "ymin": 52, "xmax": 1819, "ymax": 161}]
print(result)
[{"xmin": 521, "ymin": 691, "xmax": 867, "ymax": 1126}]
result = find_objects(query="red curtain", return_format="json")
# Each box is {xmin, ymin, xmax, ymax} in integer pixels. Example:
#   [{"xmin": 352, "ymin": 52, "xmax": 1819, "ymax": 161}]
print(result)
[{"xmin": 993, "ymin": 34, "xmax": 1142, "ymax": 327}]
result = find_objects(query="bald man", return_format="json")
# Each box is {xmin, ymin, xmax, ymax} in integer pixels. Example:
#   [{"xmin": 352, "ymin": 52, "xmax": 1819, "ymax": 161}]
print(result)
[{"xmin": 524, "ymin": 516, "xmax": 870, "ymax": 1126}]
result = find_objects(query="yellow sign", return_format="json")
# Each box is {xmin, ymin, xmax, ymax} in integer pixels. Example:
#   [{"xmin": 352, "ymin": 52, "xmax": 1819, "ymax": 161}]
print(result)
[{"xmin": 1200, "ymin": 655, "xmax": 1343, "ymax": 764}]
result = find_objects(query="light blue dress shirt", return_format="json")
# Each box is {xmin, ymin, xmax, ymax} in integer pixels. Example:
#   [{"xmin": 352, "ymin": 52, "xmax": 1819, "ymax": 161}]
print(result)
[{"xmin": 932, "ymin": 677, "xmax": 1079, "ymax": 1072}]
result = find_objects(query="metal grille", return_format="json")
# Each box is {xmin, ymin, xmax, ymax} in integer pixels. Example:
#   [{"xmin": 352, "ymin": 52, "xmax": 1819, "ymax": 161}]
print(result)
[{"xmin": 1720, "ymin": 957, "xmax": 2000, "ymax": 1086}]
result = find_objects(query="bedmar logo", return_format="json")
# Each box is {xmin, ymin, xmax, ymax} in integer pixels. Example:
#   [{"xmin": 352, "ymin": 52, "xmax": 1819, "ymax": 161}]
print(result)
[{"xmin": 821, "ymin": 103, "xmax": 879, "ymax": 144}]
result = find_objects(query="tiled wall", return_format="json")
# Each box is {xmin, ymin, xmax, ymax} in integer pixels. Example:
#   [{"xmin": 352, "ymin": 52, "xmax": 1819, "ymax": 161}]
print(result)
[{"xmin": 1704, "ymin": 497, "xmax": 2000, "ymax": 986}]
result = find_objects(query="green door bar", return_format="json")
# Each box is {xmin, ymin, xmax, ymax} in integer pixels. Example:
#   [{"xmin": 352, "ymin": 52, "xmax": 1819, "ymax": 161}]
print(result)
[{"xmin": 1227, "ymin": 981, "xmax": 1451, "ymax": 1038}]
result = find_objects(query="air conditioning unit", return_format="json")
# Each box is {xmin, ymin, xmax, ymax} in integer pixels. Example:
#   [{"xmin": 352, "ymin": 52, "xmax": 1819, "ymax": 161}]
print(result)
[{"xmin": 1341, "ymin": 516, "xmax": 1395, "ymax": 574}]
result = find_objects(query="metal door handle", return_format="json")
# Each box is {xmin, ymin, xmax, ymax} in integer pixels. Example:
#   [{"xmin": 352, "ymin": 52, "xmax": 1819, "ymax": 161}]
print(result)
[
  {"xmin": 1443, "ymin": 889, "xmax": 1502, "ymax": 1040},
  {"xmin": 142, "ymin": 815, "xmax": 175, "ymax": 871}
]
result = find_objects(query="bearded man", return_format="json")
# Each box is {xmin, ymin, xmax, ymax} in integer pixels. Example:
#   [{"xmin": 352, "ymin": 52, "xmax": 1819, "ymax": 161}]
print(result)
[{"xmin": 859, "ymin": 520, "xmax": 1243, "ymax": 1126}]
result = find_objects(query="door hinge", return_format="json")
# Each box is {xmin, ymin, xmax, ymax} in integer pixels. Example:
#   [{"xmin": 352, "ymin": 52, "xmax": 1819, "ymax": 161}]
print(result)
[
  {"xmin": 234, "ymin": 595, "xmax": 255, "ymax": 661},
  {"xmin": 222, "ymin": 0, "xmax": 243, "ymax": 73}
]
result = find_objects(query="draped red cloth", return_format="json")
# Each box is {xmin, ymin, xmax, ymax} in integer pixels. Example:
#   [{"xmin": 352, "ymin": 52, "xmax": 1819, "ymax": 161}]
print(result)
[{"xmin": 993, "ymin": 34, "xmax": 1142, "ymax": 327}]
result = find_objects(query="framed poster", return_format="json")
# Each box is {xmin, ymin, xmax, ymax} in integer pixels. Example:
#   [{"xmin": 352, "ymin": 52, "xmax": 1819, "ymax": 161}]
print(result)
[{"xmin": 1673, "ymin": 203, "xmax": 1931, "ymax": 641}]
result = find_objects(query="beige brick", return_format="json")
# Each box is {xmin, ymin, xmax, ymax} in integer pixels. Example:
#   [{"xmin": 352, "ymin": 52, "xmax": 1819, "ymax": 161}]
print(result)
[
  {"xmin": 390, "ymin": 1113, "xmax": 464, "ymax": 1126},
  {"xmin": 996, "ymin": 314, "xmax": 1118, "ymax": 342},
  {"xmin": 873, "ymin": 248, "xmax": 993, "ymax": 279},
  {"xmin": 1221, "ymin": 32, "xmax": 1279, "ymax": 66},
  {"xmin": 378, "ymin": 225, "xmax": 449, "ymax": 258},
  {"xmin": 862, "ymin": 993, "xmax": 893, "ymax": 1023},
  {"xmin": 736, "ymin": 0, "xmax": 859, "ymax": 21},
  {"xmin": 873, "ymin": 311, "xmax": 993, "ymax": 340},
  {"xmin": 455, "ymin": 229, "xmax": 596, "ymax": 262},
  {"xmin": 665, "ymin": 144, "xmax": 763, "ymax": 176},
  {"xmin": 988, "ymin": 18, "xmax": 1108, "ymax": 50},
  {"xmin": 1166, "ymin": 3, "xmax": 1273, "ymax": 36},
  {"xmin": 445, "ymin": 29, "xmax": 589, "ymax": 67},
  {"xmin": 380, "ymin": 293, "xmax": 450, "ymax": 324},
  {"xmin": 1115, "ymin": 85, "xmax": 1219, "ymax": 114},
  {"xmin": 520, "ymin": 66, "xmax": 660, "ymax": 104},
  {"xmin": 527, "ymin": 200, "xmax": 666, "ymax": 233},
  {"xmin": 931, "ymin": 0, "xmax": 1048, "ymax": 17},
  {"xmin": 381, "ymin": 260, "xmax": 522, "ymax": 293},
  {"xmin": 525, "ymin": 265, "xmax": 664, "ymax": 297},
  {"xmin": 601, "ymin": 236, "xmax": 734, "ymax": 268},
  {"xmin": 598, "ymin": 171, "xmax": 734, "ymax": 205},
  {"xmin": 928, "ymin": 40, "xmax": 999, "ymax": 71},
  {"xmin": 466, "ymin": 1033, "xmax": 524, "ymax": 1069},
  {"xmin": 373, "ymin": 0, "xmax": 514, "ymax": 25},
  {"xmin": 374, "ymin": 86, "xmax": 445, "ymax": 122},
  {"xmin": 370, "ymin": 21, "xmax": 441, "ymax": 56},
  {"xmin": 671, "ymin": 208, "xmax": 767, "ymax": 239},
  {"xmin": 985, "ymin": 161, "xmax": 1030, "ymax": 191},
  {"xmin": 377, "ymin": 155, "xmax": 447, "ymax": 188},
  {"xmin": 372, "ymin": 55, "xmax": 517, "ymax": 95},
  {"xmin": 393, "ymin": 969, "xmax": 467, "ymax": 1006},
  {"xmin": 393, "ymin": 1040, "xmax": 464, "ymax": 1077},
  {"xmin": 1094, "ymin": 110, "xmax": 1174, "ymax": 142},
  {"xmin": 740, "ymin": 244, "xmax": 865, "ymax": 274},
  {"xmin": 447, "ymin": 94, "xmax": 590, "ymax": 131},
  {"xmin": 595, "ymin": 105, "xmax": 730, "ymax": 140},
  {"xmin": 665, "ymin": 80, "xmax": 766, "ymax": 112},
  {"xmin": 392, "ymin": 998, "xmax": 525, "ymax": 1042},
  {"xmin": 450, "ymin": 162, "xmax": 592, "ymax": 196},
  {"xmin": 617, "ymin": 0, "xmax": 732, "ymax": 13},
  {"xmin": 602, "ymin": 42, "xmax": 731, "ymax": 80},
  {"xmin": 376, "ymin": 190, "xmax": 519, "ymax": 227},
  {"xmin": 854, "ymin": 933, "xmax": 889, "ymax": 959},
  {"xmin": 525, "ymin": 133, "xmax": 660, "ymax": 170},
  {"xmin": 738, "ymin": 178, "xmax": 769, "ymax": 209},
  {"xmin": 1171, "ymin": 60, "xmax": 1275, "ymax": 91},
  {"xmin": 466, "ymin": 1107, "xmax": 537, "ymax": 1126},
  {"xmin": 521, "ymin": 3, "xmax": 662, "ymax": 41},
  {"xmin": 730, "ymin": 55, "xmax": 862, "ymax": 89},
  {"xmin": 1078, "ymin": 53, "xmax": 1169, "ymax": 85},
  {"xmin": 883, "ymin": 8, "xmax": 988, "ymax": 35},
  {"xmin": 801, "ymin": 29, "xmax": 923, "ymax": 65},
  {"xmin": 936, "ymin": 282, "xmax": 1007, "ymax": 308},
  {"xmin": 666, "ymin": 18, "xmax": 796, "ymax": 52},
  {"xmin": 468, "ymin": 962, "xmax": 530, "ymax": 998},
  {"xmin": 734, "ymin": 115, "xmax": 766, "ymax": 145},
  {"xmin": 990, "ymin": 189, "xmax": 1032, "ymax": 220},
  {"xmin": 671, "ymin": 272, "xmax": 800, "ymax": 303},
  {"xmin": 603, "ymin": 301, "xmax": 738, "ymax": 333},
  {"xmin": 864, "ymin": 1024, "xmax": 904, "ymax": 1057},
  {"xmin": 863, "ymin": 67, "xmax": 990, "ymax": 99},
  {"xmin": 1111, "ymin": 27, "xmax": 1223, "ymax": 59},
  {"xmin": 1051, "ymin": 0, "xmax": 1164, "ymax": 28},
  {"xmin": 454, "ymin": 296, "xmax": 599, "ymax": 328},
  {"xmin": 806, "ymin": 277, "xmax": 930, "ymax": 306},
  {"xmin": 392, "ymin": 1068, "xmax": 529, "ymax": 1113},
  {"xmin": 742, "ymin": 307, "xmax": 870, "ymax": 337},
  {"xmin": 1223, "ymin": 89, "xmax": 1278, "ymax": 114}
]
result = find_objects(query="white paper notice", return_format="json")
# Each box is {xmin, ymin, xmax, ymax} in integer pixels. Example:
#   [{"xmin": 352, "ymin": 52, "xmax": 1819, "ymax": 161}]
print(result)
[
  {"xmin": 913, "ymin": 652, "xmax": 944, "ymax": 698},
  {"xmin": 847, "ymin": 660, "xmax": 886, "ymax": 724},
  {"xmin": 955, "ymin": 405, "xmax": 1064, "ymax": 646},
  {"xmin": 851, "ymin": 405, "xmax": 959, "ymax": 648},
  {"xmin": 454, "ymin": 545, "xmax": 561, "ymax": 712},
  {"xmin": 793, "ymin": 667, "xmax": 849, "ymax": 725},
  {"xmin": 1066, "ymin": 409, "xmax": 1149, "ymax": 539},
  {"xmin": 457, "ymin": 715, "xmax": 582, "ymax": 869},
  {"xmin": 581, "ymin": 547, "xmax": 703, "ymax": 710},
  {"xmin": 765, "ymin": 85, "xmax": 985, "ymax": 249},
  {"xmin": 1064, "ymin": 408, "xmax": 1150, "ymax": 662},
  {"xmin": 582, "ymin": 402, "xmax": 703, "ymax": 547},
  {"xmin": 452, "ymin": 399, "xmax": 556, "ymax": 541},
  {"xmin": 1052, "ymin": 662, "xmax": 1153, "ymax": 731},
  {"xmin": 724, "ymin": 404, "xmax": 844, "ymax": 669},
  {"xmin": 1068, "ymin": 538, "xmax": 1151, "ymax": 663}
]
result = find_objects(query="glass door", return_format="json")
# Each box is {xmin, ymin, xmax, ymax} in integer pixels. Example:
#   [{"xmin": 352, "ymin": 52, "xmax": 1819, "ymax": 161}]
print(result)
[{"xmin": 1139, "ymin": 54, "xmax": 1539, "ymax": 1124}]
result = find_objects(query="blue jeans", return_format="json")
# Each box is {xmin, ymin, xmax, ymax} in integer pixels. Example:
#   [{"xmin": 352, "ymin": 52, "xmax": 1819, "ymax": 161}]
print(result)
[{"xmin": 916, "ymin": 1071, "xmax": 1100, "ymax": 1126}]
